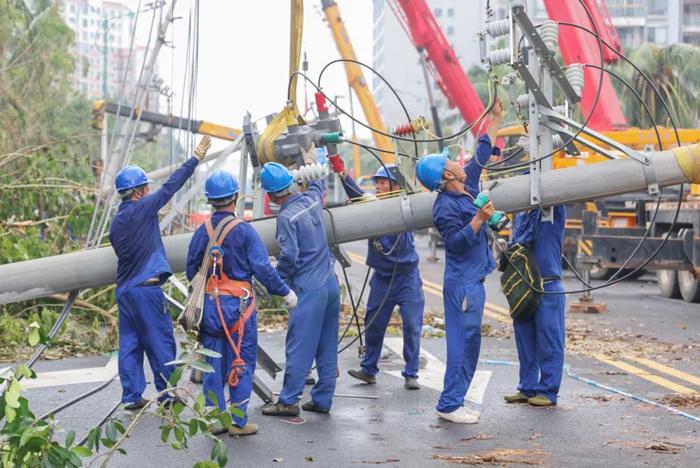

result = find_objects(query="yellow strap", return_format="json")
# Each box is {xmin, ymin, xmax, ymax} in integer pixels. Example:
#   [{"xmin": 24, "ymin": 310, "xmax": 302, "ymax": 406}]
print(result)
[{"xmin": 288, "ymin": 0, "xmax": 303, "ymax": 107}]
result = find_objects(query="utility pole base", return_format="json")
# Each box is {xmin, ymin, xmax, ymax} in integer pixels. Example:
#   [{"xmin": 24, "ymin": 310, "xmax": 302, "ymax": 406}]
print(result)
[{"xmin": 569, "ymin": 296, "xmax": 607, "ymax": 314}]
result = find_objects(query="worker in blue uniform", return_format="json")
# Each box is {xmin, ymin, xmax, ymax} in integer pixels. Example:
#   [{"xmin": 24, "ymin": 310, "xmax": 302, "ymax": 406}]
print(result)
[
  {"xmin": 415, "ymin": 98, "xmax": 505, "ymax": 424},
  {"xmin": 109, "ymin": 136, "xmax": 212, "ymax": 410},
  {"xmin": 260, "ymin": 149, "xmax": 340, "ymax": 416},
  {"xmin": 504, "ymin": 204, "xmax": 567, "ymax": 407},
  {"xmin": 186, "ymin": 170, "xmax": 297, "ymax": 436},
  {"xmin": 340, "ymin": 165, "xmax": 425, "ymax": 390}
]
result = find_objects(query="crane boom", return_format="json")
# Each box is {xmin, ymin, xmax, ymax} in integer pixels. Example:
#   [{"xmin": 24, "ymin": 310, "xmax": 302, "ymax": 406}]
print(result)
[
  {"xmin": 389, "ymin": 0, "xmax": 488, "ymax": 136},
  {"xmin": 320, "ymin": 0, "xmax": 395, "ymax": 163},
  {"xmin": 542, "ymin": 0, "xmax": 627, "ymax": 130}
]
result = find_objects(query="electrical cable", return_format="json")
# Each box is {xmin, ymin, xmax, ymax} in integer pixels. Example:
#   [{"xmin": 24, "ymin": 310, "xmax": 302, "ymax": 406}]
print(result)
[
  {"xmin": 39, "ymin": 373, "xmax": 118, "ymax": 421},
  {"xmin": 76, "ymin": 401, "xmax": 121, "ymax": 447}
]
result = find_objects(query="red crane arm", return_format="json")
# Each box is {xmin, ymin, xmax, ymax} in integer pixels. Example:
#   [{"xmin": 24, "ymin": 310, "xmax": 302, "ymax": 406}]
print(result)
[{"xmin": 389, "ymin": 0, "xmax": 489, "ymax": 136}]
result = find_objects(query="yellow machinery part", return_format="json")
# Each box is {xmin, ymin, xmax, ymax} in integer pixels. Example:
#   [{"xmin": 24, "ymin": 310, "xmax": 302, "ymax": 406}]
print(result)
[
  {"xmin": 257, "ymin": 0, "xmax": 306, "ymax": 165},
  {"xmin": 322, "ymin": 0, "xmax": 395, "ymax": 164}
]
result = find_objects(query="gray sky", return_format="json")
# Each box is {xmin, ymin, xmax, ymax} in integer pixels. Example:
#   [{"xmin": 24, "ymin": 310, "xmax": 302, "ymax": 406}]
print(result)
[{"xmin": 134, "ymin": 0, "xmax": 377, "ymax": 153}]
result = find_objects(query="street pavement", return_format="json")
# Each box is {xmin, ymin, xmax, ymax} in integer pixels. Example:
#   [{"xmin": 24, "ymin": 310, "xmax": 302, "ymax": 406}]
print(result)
[{"xmin": 20, "ymin": 236, "xmax": 700, "ymax": 467}]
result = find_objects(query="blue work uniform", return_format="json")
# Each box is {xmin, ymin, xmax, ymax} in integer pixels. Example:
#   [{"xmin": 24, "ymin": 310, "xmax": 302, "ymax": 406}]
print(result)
[
  {"xmin": 510, "ymin": 206, "xmax": 567, "ymax": 403},
  {"xmin": 432, "ymin": 135, "xmax": 499, "ymax": 414},
  {"xmin": 186, "ymin": 212, "xmax": 290, "ymax": 427},
  {"xmin": 109, "ymin": 157, "xmax": 198, "ymax": 405},
  {"xmin": 341, "ymin": 175, "xmax": 425, "ymax": 379},
  {"xmin": 276, "ymin": 180, "xmax": 340, "ymax": 411}
]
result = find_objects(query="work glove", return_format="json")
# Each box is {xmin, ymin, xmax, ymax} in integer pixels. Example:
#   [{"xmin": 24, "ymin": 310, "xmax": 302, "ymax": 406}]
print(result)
[
  {"xmin": 302, "ymin": 145, "xmax": 319, "ymax": 165},
  {"xmin": 328, "ymin": 153, "xmax": 345, "ymax": 174},
  {"xmin": 283, "ymin": 290, "xmax": 298, "ymax": 309},
  {"xmin": 194, "ymin": 136, "xmax": 212, "ymax": 161}
]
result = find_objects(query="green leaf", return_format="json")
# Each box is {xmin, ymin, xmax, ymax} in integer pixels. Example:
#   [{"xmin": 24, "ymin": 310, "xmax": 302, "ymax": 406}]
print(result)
[
  {"xmin": 173, "ymin": 400, "xmax": 185, "ymax": 417},
  {"xmin": 113, "ymin": 419, "xmax": 125, "ymax": 434},
  {"xmin": 5, "ymin": 379, "xmax": 21, "ymax": 409},
  {"xmin": 160, "ymin": 426, "xmax": 171, "ymax": 444},
  {"xmin": 207, "ymin": 391, "xmax": 219, "ymax": 408},
  {"xmin": 15, "ymin": 364, "xmax": 36, "ymax": 380},
  {"xmin": 101, "ymin": 438, "xmax": 115, "ymax": 449},
  {"xmin": 193, "ymin": 462, "xmax": 219, "ymax": 468},
  {"xmin": 67, "ymin": 450, "xmax": 82, "ymax": 467},
  {"xmin": 227, "ymin": 404, "xmax": 245, "ymax": 418},
  {"xmin": 72, "ymin": 446, "xmax": 92, "ymax": 457},
  {"xmin": 28, "ymin": 323, "xmax": 41, "ymax": 346},
  {"xmin": 196, "ymin": 348, "xmax": 222, "ymax": 359},
  {"xmin": 189, "ymin": 360, "xmax": 215, "ymax": 374},
  {"xmin": 173, "ymin": 426, "xmax": 185, "ymax": 444},
  {"xmin": 188, "ymin": 419, "xmax": 199, "ymax": 437},
  {"xmin": 164, "ymin": 359, "xmax": 188, "ymax": 367},
  {"xmin": 105, "ymin": 420, "xmax": 117, "ymax": 441},
  {"xmin": 117, "ymin": 448, "xmax": 127, "ymax": 455},
  {"xmin": 194, "ymin": 393, "xmax": 206, "ymax": 413},
  {"xmin": 65, "ymin": 430, "xmax": 76, "ymax": 447},
  {"xmin": 168, "ymin": 366, "xmax": 184, "ymax": 387},
  {"xmin": 214, "ymin": 440, "xmax": 228, "ymax": 467}
]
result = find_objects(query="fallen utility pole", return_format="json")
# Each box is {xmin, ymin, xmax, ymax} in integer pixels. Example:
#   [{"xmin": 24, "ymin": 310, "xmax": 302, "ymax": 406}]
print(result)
[{"xmin": 1, "ymin": 144, "xmax": 699, "ymax": 305}]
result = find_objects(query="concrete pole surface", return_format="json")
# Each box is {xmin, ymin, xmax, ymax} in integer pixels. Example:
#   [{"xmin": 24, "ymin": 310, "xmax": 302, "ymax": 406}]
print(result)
[{"xmin": 1, "ymin": 144, "xmax": 698, "ymax": 305}]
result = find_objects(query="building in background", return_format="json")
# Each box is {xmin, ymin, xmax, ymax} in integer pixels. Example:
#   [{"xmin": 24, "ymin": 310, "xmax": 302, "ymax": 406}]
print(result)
[
  {"xmin": 372, "ymin": 0, "xmax": 489, "ymax": 129},
  {"xmin": 528, "ymin": 0, "xmax": 700, "ymax": 47},
  {"xmin": 59, "ymin": 0, "xmax": 159, "ymax": 110},
  {"xmin": 373, "ymin": 0, "xmax": 700, "ymax": 137}
]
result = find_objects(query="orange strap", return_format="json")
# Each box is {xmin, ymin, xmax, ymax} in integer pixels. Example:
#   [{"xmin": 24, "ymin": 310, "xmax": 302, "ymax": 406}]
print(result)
[
  {"xmin": 203, "ymin": 216, "xmax": 252, "ymax": 388},
  {"xmin": 209, "ymin": 274, "xmax": 256, "ymax": 387}
]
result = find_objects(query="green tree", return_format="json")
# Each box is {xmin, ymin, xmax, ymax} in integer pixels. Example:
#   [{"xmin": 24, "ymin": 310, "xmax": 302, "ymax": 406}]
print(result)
[{"xmin": 613, "ymin": 43, "xmax": 700, "ymax": 128}]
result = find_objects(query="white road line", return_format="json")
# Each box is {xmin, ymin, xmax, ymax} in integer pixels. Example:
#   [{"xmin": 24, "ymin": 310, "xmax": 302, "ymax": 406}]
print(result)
[
  {"xmin": 22, "ymin": 357, "xmax": 118, "ymax": 390},
  {"xmin": 382, "ymin": 337, "xmax": 492, "ymax": 405}
]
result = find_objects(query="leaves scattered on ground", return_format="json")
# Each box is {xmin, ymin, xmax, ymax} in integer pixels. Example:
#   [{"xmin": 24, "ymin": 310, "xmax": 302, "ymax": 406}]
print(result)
[
  {"xmin": 580, "ymin": 394, "xmax": 613, "ymax": 402},
  {"xmin": 660, "ymin": 393, "xmax": 700, "ymax": 408},
  {"xmin": 433, "ymin": 449, "xmax": 548, "ymax": 465},
  {"xmin": 459, "ymin": 434, "xmax": 494, "ymax": 443}
]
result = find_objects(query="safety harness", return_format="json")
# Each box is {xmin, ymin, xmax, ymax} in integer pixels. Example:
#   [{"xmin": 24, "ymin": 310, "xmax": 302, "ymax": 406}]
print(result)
[{"xmin": 202, "ymin": 217, "xmax": 255, "ymax": 388}]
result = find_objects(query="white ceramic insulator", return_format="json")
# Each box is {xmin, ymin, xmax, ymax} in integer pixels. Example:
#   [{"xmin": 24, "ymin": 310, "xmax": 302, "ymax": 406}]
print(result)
[
  {"xmin": 516, "ymin": 94, "xmax": 529, "ymax": 111},
  {"xmin": 553, "ymin": 134, "xmax": 564, "ymax": 148},
  {"xmin": 539, "ymin": 20, "xmax": 559, "ymax": 50},
  {"xmin": 517, "ymin": 135, "xmax": 529, "ymax": 150},
  {"xmin": 487, "ymin": 19, "xmax": 510, "ymax": 37},
  {"xmin": 488, "ymin": 47, "xmax": 511, "ymax": 66},
  {"xmin": 565, "ymin": 63, "xmax": 585, "ymax": 97},
  {"xmin": 552, "ymin": 105, "xmax": 567, "ymax": 115},
  {"xmin": 292, "ymin": 163, "xmax": 329, "ymax": 184}
]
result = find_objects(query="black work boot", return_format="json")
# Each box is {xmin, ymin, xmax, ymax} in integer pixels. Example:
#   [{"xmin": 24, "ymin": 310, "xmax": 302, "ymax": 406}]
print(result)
[
  {"xmin": 347, "ymin": 369, "xmax": 376, "ymax": 384},
  {"xmin": 261, "ymin": 401, "xmax": 300, "ymax": 417},
  {"xmin": 302, "ymin": 401, "xmax": 330, "ymax": 414},
  {"xmin": 123, "ymin": 398, "xmax": 149, "ymax": 411}
]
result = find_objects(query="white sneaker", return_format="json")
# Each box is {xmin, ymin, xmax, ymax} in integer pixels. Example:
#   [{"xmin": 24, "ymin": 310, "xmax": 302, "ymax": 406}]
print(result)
[{"xmin": 436, "ymin": 407, "xmax": 480, "ymax": 424}]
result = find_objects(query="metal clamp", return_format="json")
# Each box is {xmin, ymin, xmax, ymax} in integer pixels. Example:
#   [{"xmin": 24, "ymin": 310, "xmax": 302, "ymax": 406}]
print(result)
[{"xmin": 642, "ymin": 146, "xmax": 660, "ymax": 196}]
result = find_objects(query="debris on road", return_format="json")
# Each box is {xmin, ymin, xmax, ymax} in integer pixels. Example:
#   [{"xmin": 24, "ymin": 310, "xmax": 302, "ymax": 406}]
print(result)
[
  {"xmin": 660, "ymin": 393, "xmax": 700, "ymax": 408},
  {"xmin": 433, "ymin": 449, "xmax": 548, "ymax": 465}
]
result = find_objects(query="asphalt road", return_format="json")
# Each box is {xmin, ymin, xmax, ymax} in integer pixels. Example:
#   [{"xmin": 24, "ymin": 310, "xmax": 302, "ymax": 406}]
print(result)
[{"xmin": 19, "ymin": 235, "xmax": 700, "ymax": 467}]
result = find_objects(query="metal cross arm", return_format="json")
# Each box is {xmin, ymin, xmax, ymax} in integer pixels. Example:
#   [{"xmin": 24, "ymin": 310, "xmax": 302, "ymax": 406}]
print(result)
[{"xmin": 540, "ymin": 107, "xmax": 649, "ymax": 164}]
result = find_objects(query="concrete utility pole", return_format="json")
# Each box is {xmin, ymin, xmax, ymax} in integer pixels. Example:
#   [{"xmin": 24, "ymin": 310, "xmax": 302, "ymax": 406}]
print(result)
[{"xmin": 1, "ymin": 144, "xmax": 699, "ymax": 305}]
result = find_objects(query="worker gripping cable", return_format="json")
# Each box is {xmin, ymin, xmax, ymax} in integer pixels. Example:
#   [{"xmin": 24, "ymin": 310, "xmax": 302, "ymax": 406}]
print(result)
[
  {"xmin": 339, "ymin": 165, "xmax": 425, "ymax": 390},
  {"xmin": 186, "ymin": 170, "xmax": 296, "ymax": 437},
  {"xmin": 260, "ymin": 148, "xmax": 341, "ymax": 417},
  {"xmin": 109, "ymin": 136, "xmax": 212, "ymax": 410},
  {"xmin": 415, "ymin": 98, "xmax": 505, "ymax": 424},
  {"xmin": 502, "ymin": 204, "xmax": 567, "ymax": 407}
]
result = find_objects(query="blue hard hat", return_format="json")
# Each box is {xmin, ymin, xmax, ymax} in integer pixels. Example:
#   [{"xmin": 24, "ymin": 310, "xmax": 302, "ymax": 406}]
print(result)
[
  {"xmin": 205, "ymin": 170, "xmax": 239, "ymax": 200},
  {"xmin": 115, "ymin": 165, "xmax": 153, "ymax": 192},
  {"xmin": 415, "ymin": 150, "xmax": 449, "ymax": 192},
  {"xmin": 373, "ymin": 164, "xmax": 397, "ymax": 182},
  {"xmin": 260, "ymin": 162, "xmax": 294, "ymax": 193}
]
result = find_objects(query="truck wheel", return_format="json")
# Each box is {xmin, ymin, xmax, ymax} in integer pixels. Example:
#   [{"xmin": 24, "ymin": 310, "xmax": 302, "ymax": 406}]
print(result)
[
  {"xmin": 656, "ymin": 270, "xmax": 681, "ymax": 299},
  {"xmin": 678, "ymin": 270, "xmax": 700, "ymax": 303}
]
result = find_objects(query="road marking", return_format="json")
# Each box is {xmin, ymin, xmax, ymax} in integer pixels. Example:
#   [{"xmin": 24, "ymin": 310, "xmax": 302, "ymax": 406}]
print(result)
[
  {"xmin": 382, "ymin": 337, "xmax": 492, "ymax": 405},
  {"xmin": 593, "ymin": 354, "xmax": 696, "ymax": 394},
  {"xmin": 22, "ymin": 357, "xmax": 117, "ymax": 390},
  {"xmin": 350, "ymin": 251, "xmax": 700, "ymax": 396},
  {"xmin": 625, "ymin": 356, "xmax": 700, "ymax": 388}
]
